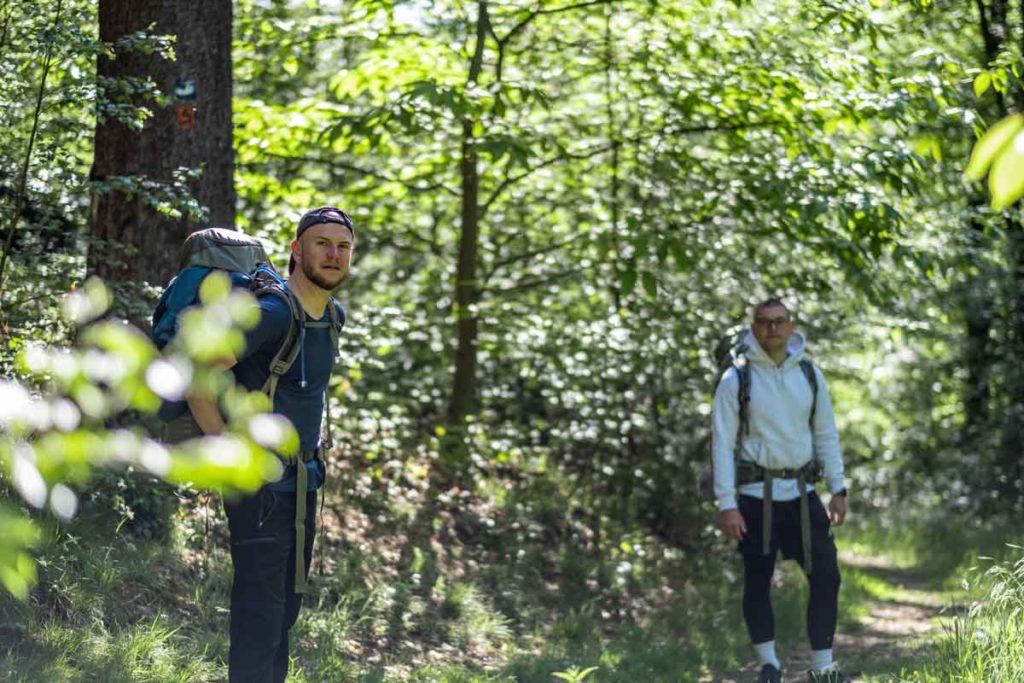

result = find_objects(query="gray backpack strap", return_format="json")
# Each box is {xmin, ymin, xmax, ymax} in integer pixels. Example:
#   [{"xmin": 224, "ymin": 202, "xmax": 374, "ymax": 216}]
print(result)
[
  {"xmin": 736, "ymin": 360, "xmax": 752, "ymax": 440},
  {"xmin": 255, "ymin": 280, "xmax": 305, "ymax": 402},
  {"xmin": 327, "ymin": 298, "xmax": 341, "ymax": 363},
  {"xmin": 798, "ymin": 359, "xmax": 819, "ymax": 574},
  {"xmin": 798, "ymin": 359, "xmax": 818, "ymax": 430},
  {"xmin": 729, "ymin": 360, "xmax": 753, "ymax": 499},
  {"xmin": 324, "ymin": 299, "xmax": 341, "ymax": 450},
  {"xmin": 734, "ymin": 358, "xmax": 752, "ymax": 472}
]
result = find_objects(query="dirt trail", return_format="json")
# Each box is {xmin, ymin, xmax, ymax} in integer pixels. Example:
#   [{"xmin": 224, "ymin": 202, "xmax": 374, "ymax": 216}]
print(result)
[{"xmin": 709, "ymin": 550, "xmax": 954, "ymax": 682}]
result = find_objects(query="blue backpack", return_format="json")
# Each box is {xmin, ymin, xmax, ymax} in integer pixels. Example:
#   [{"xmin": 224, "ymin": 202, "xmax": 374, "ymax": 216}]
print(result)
[{"xmin": 152, "ymin": 228, "xmax": 342, "ymax": 427}]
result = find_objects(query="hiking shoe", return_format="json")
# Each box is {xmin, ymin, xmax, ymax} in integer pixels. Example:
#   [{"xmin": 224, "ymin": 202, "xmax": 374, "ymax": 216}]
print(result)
[
  {"xmin": 808, "ymin": 668, "xmax": 847, "ymax": 683},
  {"xmin": 759, "ymin": 663, "xmax": 783, "ymax": 683}
]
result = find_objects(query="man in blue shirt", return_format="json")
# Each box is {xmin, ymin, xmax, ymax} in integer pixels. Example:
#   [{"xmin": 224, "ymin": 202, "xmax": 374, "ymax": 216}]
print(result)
[{"xmin": 187, "ymin": 207, "xmax": 354, "ymax": 683}]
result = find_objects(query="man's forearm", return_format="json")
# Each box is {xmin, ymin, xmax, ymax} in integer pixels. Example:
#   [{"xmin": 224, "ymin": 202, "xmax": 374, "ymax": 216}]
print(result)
[{"xmin": 187, "ymin": 395, "xmax": 226, "ymax": 435}]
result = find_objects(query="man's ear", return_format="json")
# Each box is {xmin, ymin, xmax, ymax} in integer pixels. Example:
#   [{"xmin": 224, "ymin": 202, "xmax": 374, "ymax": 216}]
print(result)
[{"xmin": 290, "ymin": 238, "xmax": 300, "ymax": 260}]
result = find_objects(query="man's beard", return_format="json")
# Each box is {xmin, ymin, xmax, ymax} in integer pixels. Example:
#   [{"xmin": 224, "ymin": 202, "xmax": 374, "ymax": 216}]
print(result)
[{"xmin": 303, "ymin": 260, "xmax": 348, "ymax": 291}]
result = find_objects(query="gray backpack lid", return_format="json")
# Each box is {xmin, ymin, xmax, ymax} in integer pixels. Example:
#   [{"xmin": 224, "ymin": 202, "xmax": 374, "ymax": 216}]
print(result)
[{"xmin": 180, "ymin": 227, "xmax": 271, "ymax": 272}]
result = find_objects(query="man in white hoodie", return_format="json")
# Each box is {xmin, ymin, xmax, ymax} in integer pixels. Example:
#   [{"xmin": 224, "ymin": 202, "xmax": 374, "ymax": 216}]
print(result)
[{"xmin": 712, "ymin": 299, "xmax": 848, "ymax": 683}]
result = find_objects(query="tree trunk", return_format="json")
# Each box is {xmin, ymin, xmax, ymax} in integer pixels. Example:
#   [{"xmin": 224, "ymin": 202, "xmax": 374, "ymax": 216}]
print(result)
[
  {"xmin": 88, "ymin": 0, "xmax": 234, "ymax": 288},
  {"xmin": 447, "ymin": 1, "xmax": 489, "ymax": 426},
  {"xmin": 1003, "ymin": 227, "xmax": 1024, "ymax": 488},
  {"xmin": 448, "ymin": 119, "xmax": 480, "ymax": 424},
  {"xmin": 962, "ymin": 282, "xmax": 992, "ymax": 442},
  {"xmin": 980, "ymin": 0, "xmax": 1024, "ymax": 488},
  {"xmin": 968, "ymin": 0, "xmax": 1020, "ymax": 491}
]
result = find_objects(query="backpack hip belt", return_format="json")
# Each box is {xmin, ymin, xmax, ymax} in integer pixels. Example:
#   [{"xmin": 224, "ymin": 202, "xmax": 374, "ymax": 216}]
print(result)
[{"xmin": 735, "ymin": 459, "xmax": 821, "ymax": 485}]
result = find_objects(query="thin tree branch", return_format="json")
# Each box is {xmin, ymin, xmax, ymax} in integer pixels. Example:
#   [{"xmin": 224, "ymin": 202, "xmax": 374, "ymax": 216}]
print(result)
[
  {"xmin": 660, "ymin": 117, "xmax": 801, "ymax": 136},
  {"xmin": 534, "ymin": 0, "xmax": 611, "ymax": 17},
  {"xmin": 497, "ymin": 9, "xmax": 540, "ymax": 48},
  {"xmin": 487, "ymin": 266, "xmax": 590, "ymax": 296},
  {"xmin": 467, "ymin": 1, "xmax": 489, "ymax": 87},
  {"xmin": 486, "ymin": 10, "xmax": 505, "ymax": 80},
  {"xmin": 482, "ymin": 233, "xmax": 584, "ymax": 282},
  {"xmin": 241, "ymin": 152, "xmax": 460, "ymax": 197},
  {"xmin": 373, "ymin": 230, "xmax": 441, "ymax": 257},
  {"xmin": 975, "ymin": 0, "xmax": 995, "ymax": 61},
  {"xmin": 480, "ymin": 144, "xmax": 614, "ymax": 217},
  {"xmin": 4, "ymin": 291, "xmax": 61, "ymax": 310},
  {"xmin": 496, "ymin": 0, "xmax": 611, "ymax": 47}
]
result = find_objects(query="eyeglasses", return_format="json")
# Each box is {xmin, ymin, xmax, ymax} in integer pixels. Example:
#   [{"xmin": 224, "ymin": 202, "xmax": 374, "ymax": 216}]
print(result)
[
  {"xmin": 754, "ymin": 317, "xmax": 790, "ymax": 329},
  {"xmin": 298, "ymin": 206, "xmax": 354, "ymax": 234}
]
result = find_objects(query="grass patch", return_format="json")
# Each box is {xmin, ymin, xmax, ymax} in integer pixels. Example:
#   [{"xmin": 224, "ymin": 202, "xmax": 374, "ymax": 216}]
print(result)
[
  {"xmin": 893, "ymin": 551, "xmax": 1024, "ymax": 682},
  {"xmin": 843, "ymin": 511, "xmax": 1024, "ymax": 587}
]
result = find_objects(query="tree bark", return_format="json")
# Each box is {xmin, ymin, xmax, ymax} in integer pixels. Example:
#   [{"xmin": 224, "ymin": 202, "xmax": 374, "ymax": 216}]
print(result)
[
  {"xmin": 88, "ymin": 0, "xmax": 234, "ymax": 288},
  {"xmin": 447, "ymin": 1, "xmax": 489, "ymax": 425}
]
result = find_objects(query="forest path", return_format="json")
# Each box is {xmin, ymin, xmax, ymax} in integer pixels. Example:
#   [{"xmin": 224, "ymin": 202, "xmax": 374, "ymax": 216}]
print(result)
[{"xmin": 709, "ymin": 549, "xmax": 958, "ymax": 682}]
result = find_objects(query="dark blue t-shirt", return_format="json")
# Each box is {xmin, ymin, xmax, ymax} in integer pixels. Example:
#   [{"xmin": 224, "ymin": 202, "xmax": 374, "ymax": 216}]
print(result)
[{"xmin": 232, "ymin": 291, "xmax": 343, "ymax": 491}]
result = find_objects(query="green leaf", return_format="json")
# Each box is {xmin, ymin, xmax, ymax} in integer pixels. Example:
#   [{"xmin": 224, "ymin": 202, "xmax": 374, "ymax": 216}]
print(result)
[
  {"xmin": 656, "ymin": 239, "xmax": 669, "ymax": 264},
  {"xmin": 964, "ymin": 114, "xmax": 1024, "ymax": 183},
  {"xmin": 619, "ymin": 265, "xmax": 637, "ymax": 296},
  {"xmin": 199, "ymin": 271, "xmax": 232, "ymax": 304},
  {"xmin": 0, "ymin": 505, "xmax": 40, "ymax": 600},
  {"xmin": 61, "ymin": 278, "xmax": 112, "ymax": 325},
  {"xmin": 974, "ymin": 71, "xmax": 992, "ymax": 98},
  {"xmin": 989, "ymin": 130, "xmax": 1024, "ymax": 210},
  {"xmin": 642, "ymin": 272, "xmax": 658, "ymax": 299}
]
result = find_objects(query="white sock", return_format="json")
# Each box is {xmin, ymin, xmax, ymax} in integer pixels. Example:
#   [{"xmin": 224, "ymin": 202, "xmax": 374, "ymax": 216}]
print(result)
[
  {"xmin": 809, "ymin": 649, "xmax": 834, "ymax": 671},
  {"xmin": 753, "ymin": 640, "xmax": 780, "ymax": 668}
]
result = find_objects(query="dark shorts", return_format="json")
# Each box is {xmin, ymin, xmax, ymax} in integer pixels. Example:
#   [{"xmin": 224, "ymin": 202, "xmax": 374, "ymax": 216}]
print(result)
[{"xmin": 736, "ymin": 492, "xmax": 836, "ymax": 561}]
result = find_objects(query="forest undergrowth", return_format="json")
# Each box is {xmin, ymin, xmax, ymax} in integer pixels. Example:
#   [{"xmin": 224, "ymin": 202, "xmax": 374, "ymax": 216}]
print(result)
[{"xmin": 0, "ymin": 453, "xmax": 1014, "ymax": 683}]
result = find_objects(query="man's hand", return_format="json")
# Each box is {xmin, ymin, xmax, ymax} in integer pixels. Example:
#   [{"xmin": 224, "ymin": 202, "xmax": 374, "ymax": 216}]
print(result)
[
  {"xmin": 828, "ymin": 493, "xmax": 847, "ymax": 526},
  {"xmin": 718, "ymin": 509, "xmax": 747, "ymax": 540}
]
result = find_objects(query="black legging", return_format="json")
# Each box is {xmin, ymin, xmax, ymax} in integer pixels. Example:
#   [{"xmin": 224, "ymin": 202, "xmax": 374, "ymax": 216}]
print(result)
[{"xmin": 742, "ymin": 547, "xmax": 841, "ymax": 650}]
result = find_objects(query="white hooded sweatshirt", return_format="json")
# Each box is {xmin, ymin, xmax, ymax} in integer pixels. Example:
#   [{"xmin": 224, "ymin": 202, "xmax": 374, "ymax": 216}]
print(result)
[{"xmin": 711, "ymin": 329, "xmax": 845, "ymax": 511}]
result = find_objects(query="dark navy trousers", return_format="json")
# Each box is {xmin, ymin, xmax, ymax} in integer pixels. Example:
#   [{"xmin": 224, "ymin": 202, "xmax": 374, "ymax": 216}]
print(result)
[{"xmin": 225, "ymin": 487, "xmax": 316, "ymax": 683}]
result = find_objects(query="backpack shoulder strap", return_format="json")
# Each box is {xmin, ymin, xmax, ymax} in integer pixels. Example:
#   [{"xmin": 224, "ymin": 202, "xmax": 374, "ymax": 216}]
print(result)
[
  {"xmin": 250, "ymin": 267, "xmax": 305, "ymax": 401},
  {"xmin": 735, "ymin": 358, "xmax": 752, "ymax": 443},
  {"xmin": 302, "ymin": 298, "xmax": 344, "ymax": 354},
  {"xmin": 301, "ymin": 296, "xmax": 345, "ymax": 450},
  {"xmin": 798, "ymin": 359, "xmax": 818, "ymax": 429},
  {"xmin": 724, "ymin": 359, "xmax": 752, "ymax": 472},
  {"xmin": 327, "ymin": 297, "xmax": 343, "ymax": 359}
]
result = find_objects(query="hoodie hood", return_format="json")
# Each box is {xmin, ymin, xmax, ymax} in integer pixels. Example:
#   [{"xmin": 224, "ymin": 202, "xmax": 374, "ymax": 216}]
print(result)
[{"xmin": 741, "ymin": 328, "xmax": 806, "ymax": 369}]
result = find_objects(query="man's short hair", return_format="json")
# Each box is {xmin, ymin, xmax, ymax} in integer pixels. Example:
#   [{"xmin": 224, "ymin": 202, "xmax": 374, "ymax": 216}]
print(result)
[{"xmin": 753, "ymin": 297, "xmax": 791, "ymax": 320}]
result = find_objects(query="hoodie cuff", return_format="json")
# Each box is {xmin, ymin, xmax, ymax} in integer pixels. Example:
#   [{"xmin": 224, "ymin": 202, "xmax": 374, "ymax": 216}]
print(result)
[{"xmin": 717, "ymin": 495, "xmax": 738, "ymax": 511}]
